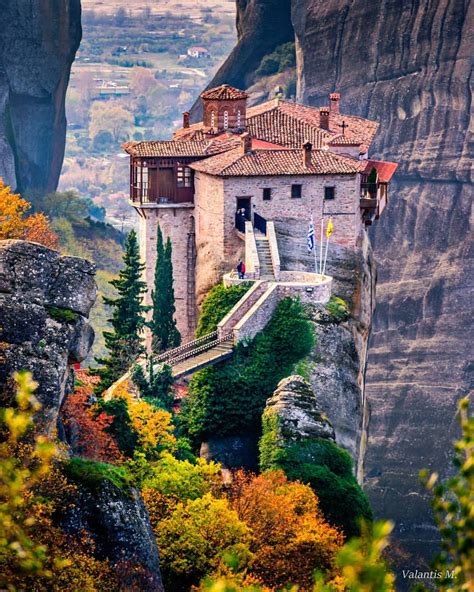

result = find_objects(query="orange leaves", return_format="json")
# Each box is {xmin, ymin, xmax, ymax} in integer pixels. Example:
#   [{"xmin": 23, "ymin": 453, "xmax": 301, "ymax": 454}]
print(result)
[
  {"xmin": 61, "ymin": 371, "xmax": 124, "ymax": 464},
  {"xmin": 0, "ymin": 179, "xmax": 59, "ymax": 249},
  {"xmin": 229, "ymin": 470, "xmax": 344, "ymax": 589}
]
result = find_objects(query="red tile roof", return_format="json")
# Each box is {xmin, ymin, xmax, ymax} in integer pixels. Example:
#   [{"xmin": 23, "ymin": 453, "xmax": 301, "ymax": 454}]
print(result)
[
  {"xmin": 328, "ymin": 135, "xmax": 362, "ymax": 146},
  {"xmin": 364, "ymin": 159, "xmax": 398, "ymax": 182},
  {"xmin": 190, "ymin": 148, "xmax": 365, "ymax": 177},
  {"xmin": 201, "ymin": 84, "xmax": 249, "ymax": 101},
  {"xmin": 122, "ymin": 136, "xmax": 241, "ymax": 158}
]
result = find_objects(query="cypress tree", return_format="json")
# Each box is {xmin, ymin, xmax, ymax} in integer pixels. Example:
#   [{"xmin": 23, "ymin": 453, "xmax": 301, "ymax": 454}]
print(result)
[
  {"xmin": 95, "ymin": 229, "xmax": 148, "ymax": 392},
  {"xmin": 149, "ymin": 225, "xmax": 181, "ymax": 352}
]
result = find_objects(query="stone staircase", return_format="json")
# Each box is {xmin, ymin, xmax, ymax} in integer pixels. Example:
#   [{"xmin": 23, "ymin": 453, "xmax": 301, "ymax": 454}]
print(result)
[{"xmin": 255, "ymin": 234, "xmax": 275, "ymax": 280}]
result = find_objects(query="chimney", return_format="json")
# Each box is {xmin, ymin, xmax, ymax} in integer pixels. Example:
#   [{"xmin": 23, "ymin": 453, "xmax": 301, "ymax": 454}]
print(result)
[
  {"xmin": 319, "ymin": 107, "xmax": 330, "ymax": 130},
  {"xmin": 241, "ymin": 132, "xmax": 252, "ymax": 154},
  {"xmin": 183, "ymin": 111, "xmax": 190, "ymax": 128},
  {"xmin": 329, "ymin": 92, "xmax": 340, "ymax": 113},
  {"xmin": 302, "ymin": 141, "xmax": 312, "ymax": 168}
]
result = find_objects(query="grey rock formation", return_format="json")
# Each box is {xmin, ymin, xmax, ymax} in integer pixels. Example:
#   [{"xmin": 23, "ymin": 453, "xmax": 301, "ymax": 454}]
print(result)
[
  {"xmin": 200, "ymin": 434, "xmax": 260, "ymax": 472},
  {"xmin": 0, "ymin": 1, "xmax": 82, "ymax": 194},
  {"xmin": 264, "ymin": 375, "xmax": 335, "ymax": 442},
  {"xmin": 0, "ymin": 240, "xmax": 96, "ymax": 432},
  {"xmin": 190, "ymin": 0, "xmax": 293, "ymax": 120},
  {"xmin": 207, "ymin": 0, "xmax": 473, "ymax": 566},
  {"xmin": 62, "ymin": 479, "xmax": 164, "ymax": 592}
]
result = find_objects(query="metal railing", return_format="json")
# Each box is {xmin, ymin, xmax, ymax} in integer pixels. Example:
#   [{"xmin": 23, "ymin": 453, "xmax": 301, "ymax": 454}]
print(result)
[
  {"xmin": 155, "ymin": 331, "xmax": 218, "ymax": 363},
  {"xmin": 254, "ymin": 212, "xmax": 267, "ymax": 234},
  {"xmin": 164, "ymin": 332, "xmax": 234, "ymax": 368}
]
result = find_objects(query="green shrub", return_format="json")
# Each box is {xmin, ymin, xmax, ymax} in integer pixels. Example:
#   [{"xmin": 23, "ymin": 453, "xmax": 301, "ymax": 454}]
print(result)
[
  {"xmin": 180, "ymin": 298, "xmax": 314, "ymax": 441},
  {"xmin": 325, "ymin": 296, "xmax": 350, "ymax": 323},
  {"xmin": 97, "ymin": 397, "xmax": 138, "ymax": 457},
  {"xmin": 131, "ymin": 361, "xmax": 174, "ymax": 410},
  {"xmin": 64, "ymin": 457, "xmax": 133, "ymax": 495},
  {"xmin": 255, "ymin": 42, "xmax": 296, "ymax": 78},
  {"xmin": 46, "ymin": 306, "xmax": 79, "ymax": 324},
  {"xmin": 196, "ymin": 283, "xmax": 251, "ymax": 337},
  {"xmin": 260, "ymin": 437, "xmax": 372, "ymax": 538}
]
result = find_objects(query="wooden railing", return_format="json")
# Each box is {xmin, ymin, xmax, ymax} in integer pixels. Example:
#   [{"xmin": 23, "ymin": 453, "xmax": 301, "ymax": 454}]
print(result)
[{"xmin": 164, "ymin": 333, "xmax": 233, "ymax": 368}]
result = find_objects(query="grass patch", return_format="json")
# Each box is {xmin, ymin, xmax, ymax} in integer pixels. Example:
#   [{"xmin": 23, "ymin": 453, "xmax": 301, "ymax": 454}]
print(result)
[
  {"xmin": 64, "ymin": 457, "xmax": 133, "ymax": 495},
  {"xmin": 46, "ymin": 306, "xmax": 79, "ymax": 324},
  {"xmin": 325, "ymin": 296, "xmax": 350, "ymax": 323}
]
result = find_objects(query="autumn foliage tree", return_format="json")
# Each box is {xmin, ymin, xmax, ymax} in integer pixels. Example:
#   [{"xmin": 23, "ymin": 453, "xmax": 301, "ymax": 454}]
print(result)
[
  {"xmin": 61, "ymin": 371, "xmax": 124, "ymax": 464},
  {"xmin": 0, "ymin": 179, "xmax": 59, "ymax": 249},
  {"xmin": 229, "ymin": 471, "xmax": 344, "ymax": 589}
]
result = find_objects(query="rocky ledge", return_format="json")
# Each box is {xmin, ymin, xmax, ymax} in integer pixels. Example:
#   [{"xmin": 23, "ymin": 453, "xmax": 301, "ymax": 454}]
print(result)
[{"xmin": 0, "ymin": 240, "xmax": 96, "ymax": 433}]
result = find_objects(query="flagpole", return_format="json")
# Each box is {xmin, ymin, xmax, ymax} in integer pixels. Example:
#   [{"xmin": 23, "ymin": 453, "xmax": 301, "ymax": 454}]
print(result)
[
  {"xmin": 319, "ymin": 218, "xmax": 324, "ymax": 275},
  {"xmin": 311, "ymin": 215, "xmax": 318, "ymax": 274},
  {"xmin": 322, "ymin": 237, "xmax": 330, "ymax": 277}
]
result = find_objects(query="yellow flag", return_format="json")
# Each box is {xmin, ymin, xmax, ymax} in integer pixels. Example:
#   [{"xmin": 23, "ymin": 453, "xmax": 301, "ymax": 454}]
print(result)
[{"xmin": 326, "ymin": 218, "xmax": 334, "ymax": 238}]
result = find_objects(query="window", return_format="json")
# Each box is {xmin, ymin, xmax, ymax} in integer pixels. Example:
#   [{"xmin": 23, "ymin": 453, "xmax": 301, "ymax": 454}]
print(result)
[
  {"xmin": 223, "ymin": 110, "xmax": 229, "ymax": 129},
  {"xmin": 291, "ymin": 184, "xmax": 302, "ymax": 199},
  {"xmin": 177, "ymin": 165, "xmax": 192, "ymax": 188},
  {"xmin": 324, "ymin": 186, "xmax": 335, "ymax": 200},
  {"xmin": 210, "ymin": 111, "xmax": 215, "ymax": 128},
  {"xmin": 139, "ymin": 162, "xmax": 149, "ymax": 199},
  {"xmin": 237, "ymin": 109, "xmax": 242, "ymax": 127},
  {"xmin": 263, "ymin": 187, "xmax": 272, "ymax": 200}
]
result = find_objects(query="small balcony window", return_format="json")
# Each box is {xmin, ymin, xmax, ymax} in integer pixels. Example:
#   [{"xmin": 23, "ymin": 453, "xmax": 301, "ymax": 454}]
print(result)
[
  {"xmin": 291, "ymin": 184, "xmax": 302, "ymax": 199},
  {"xmin": 177, "ymin": 166, "xmax": 192, "ymax": 188},
  {"xmin": 324, "ymin": 186, "xmax": 335, "ymax": 200},
  {"xmin": 223, "ymin": 110, "xmax": 229, "ymax": 129},
  {"xmin": 263, "ymin": 187, "xmax": 272, "ymax": 200}
]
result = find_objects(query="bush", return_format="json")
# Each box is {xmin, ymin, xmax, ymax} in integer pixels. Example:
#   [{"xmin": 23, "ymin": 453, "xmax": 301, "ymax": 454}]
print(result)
[
  {"xmin": 45, "ymin": 306, "xmax": 79, "ymax": 324},
  {"xmin": 255, "ymin": 42, "xmax": 296, "ymax": 79},
  {"xmin": 261, "ymin": 438, "xmax": 372, "ymax": 538},
  {"xmin": 131, "ymin": 361, "xmax": 174, "ymax": 410},
  {"xmin": 180, "ymin": 298, "xmax": 314, "ymax": 441},
  {"xmin": 64, "ymin": 457, "xmax": 133, "ymax": 495},
  {"xmin": 325, "ymin": 296, "xmax": 350, "ymax": 323},
  {"xmin": 155, "ymin": 493, "xmax": 251, "ymax": 590},
  {"xmin": 97, "ymin": 397, "xmax": 138, "ymax": 457},
  {"xmin": 196, "ymin": 283, "xmax": 252, "ymax": 337}
]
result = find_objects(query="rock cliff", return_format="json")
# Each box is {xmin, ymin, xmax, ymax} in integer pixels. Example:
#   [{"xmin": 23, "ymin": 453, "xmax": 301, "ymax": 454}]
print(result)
[
  {"xmin": 62, "ymin": 479, "xmax": 164, "ymax": 591},
  {"xmin": 0, "ymin": 239, "xmax": 96, "ymax": 433},
  {"xmin": 0, "ymin": 0, "xmax": 81, "ymax": 194},
  {"xmin": 209, "ymin": 0, "xmax": 473, "ymax": 566}
]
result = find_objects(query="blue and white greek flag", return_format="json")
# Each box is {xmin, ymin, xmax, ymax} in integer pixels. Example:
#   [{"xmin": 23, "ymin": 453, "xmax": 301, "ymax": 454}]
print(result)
[{"xmin": 307, "ymin": 221, "xmax": 315, "ymax": 252}]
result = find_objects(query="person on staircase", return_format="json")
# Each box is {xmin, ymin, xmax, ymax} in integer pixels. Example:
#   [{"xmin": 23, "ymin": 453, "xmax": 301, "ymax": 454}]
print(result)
[{"xmin": 237, "ymin": 259, "xmax": 244, "ymax": 279}]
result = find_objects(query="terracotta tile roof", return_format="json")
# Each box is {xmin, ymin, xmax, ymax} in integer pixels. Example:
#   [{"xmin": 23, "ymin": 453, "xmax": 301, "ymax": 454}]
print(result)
[
  {"xmin": 122, "ymin": 136, "xmax": 241, "ymax": 158},
  {"xmin": 201, "ymin": 84, "xmax": 249, "ymax": 101},
  {"xmin": 246, "ymin": 108, "xmax": 328, "ymax": 149},
  {"xmin": 328, "ymin": 135, "xmax": 362, "ymax": 146},
  {"xmin": 364, "ymin": 159, "xmax": 398, "ymax": 182},
  {"xmin": 190, "ymin": 148, "xmax": 365, "ymax": 177},
  {"xmin": 246, "ymin": 99, "xmax": 378, "ymax": 153}
]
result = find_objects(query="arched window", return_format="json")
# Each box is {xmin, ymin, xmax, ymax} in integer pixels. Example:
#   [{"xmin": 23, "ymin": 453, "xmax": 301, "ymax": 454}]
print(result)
[
  {"xmin": 210, "ymin": 111, "xmax": 215, "ymax": 128},
  {"xmin": 223, "ymin": 110, "xmax": 229, "ymax": 129},
  {"xmin": 237, "ymin": 109, "xmax": 241, "ymax": 127}
]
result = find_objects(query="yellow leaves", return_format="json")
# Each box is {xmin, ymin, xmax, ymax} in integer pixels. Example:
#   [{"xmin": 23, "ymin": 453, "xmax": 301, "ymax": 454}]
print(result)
[{"xmin": 0, "ymin": 179, "xmax": 59, "ymax": 249}]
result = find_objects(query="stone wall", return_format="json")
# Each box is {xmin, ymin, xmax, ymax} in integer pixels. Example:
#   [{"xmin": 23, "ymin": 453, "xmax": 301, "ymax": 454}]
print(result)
[
  {"xmin": 138, "ymin": 205, "xmax": 195, "ymax": 341},
  {"xmin": 218, "ymin": 173, "xmax": 362, "ymax": 251},
  {"xmin": 234, "ymin": 284, "xmax": 280, "ymax": 341},
  {"xmin": 0, "ymin": 240, "xmax": 96, "ymax": 434}
]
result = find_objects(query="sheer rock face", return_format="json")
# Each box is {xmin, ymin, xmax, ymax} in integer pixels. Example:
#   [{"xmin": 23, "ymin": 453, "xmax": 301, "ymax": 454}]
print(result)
[
  {"xmin": 62, "ymin": 480, "xmax": 164, "ymax": 592},
  {"xmin": 0, "ymin": 240, "xmax": 96, "ymax": 433},
  {"xmin": 290, "ymin": 0, "xmax": 473, "ymax": 563},
  {"xmin": 189, "ymin": 0, "xmax": 293, "ymax": 120},
  {"xmin": 211, "ymin": 0, "xmax": 472, "ymax": 564},
  {"xmin": 264, "ymin": 375, "xmax": 335, "ymax": 442},
  {"xmin": 0, "ymin": 0, "xmax": 81, "ymax": 194}
]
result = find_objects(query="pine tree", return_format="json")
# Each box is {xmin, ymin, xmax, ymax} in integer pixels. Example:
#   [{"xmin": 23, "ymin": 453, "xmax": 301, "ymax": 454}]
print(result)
[
  {"xmin": 95, "ymin": 230, "xmax": 148, "ymax": 392},
  {"xmin": 149, "ymin": 225, "xmax": 181, "ymax": 353}
]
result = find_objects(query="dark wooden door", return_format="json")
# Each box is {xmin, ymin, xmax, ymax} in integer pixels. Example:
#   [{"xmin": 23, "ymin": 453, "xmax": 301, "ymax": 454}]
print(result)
[
  {"xmin": 157, "ymin": 168, "xmax": 175, "ymax": 203},
  {"xmin": 236, "ymin": 197, "xmax": 251, "ymax": 220}
]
